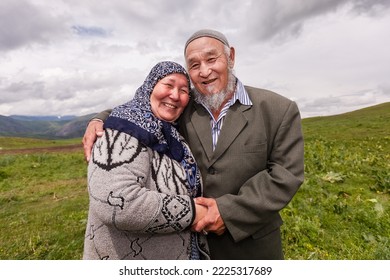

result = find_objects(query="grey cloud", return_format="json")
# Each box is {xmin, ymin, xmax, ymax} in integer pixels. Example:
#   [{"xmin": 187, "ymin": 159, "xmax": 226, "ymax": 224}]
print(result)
[
  {"xmin": 136, "ymin": 40, "xmax": 162, "ymax": 55},
  {"xmin": 0, "ymin": 79, "xmax": 79, "ymax": 105},
  {"xmin": 0, "ymin": 0, "xmax": 69, "ymax": 51},
  {"xmin": 0, "ymin": 81, "xmax": 45, "ymax": 103},
  {"xmin": 304, "ymin": 96, "xmax": 342, "ymax": 110},
  {"xmin": 245, "ymin": 0, "xmax": 390, "ymax": 43},
  {"xmin": 0, "ymin": 66, "xmax": 142, "ymax": 115},
  {"xmin": 300, "ymin": 87, "xmax": 389, "ymax": 117},
  {"xmin": 87, "ymin": 43, "xmax": 133, "ymax": 56},
  {"xmin": 351, "ymin": 0, "xmax": 390, "ymax": 16},
  {"xmin": 379, "ymin": 84, "xmax": 390, "ymax": 96},
  {"xmin": 63, "ymin": 0, "xmax": 236, "ymax": 50},
  {"xmin": 245, "ymin": 0, "xmax": 342, "ymax": 42}
]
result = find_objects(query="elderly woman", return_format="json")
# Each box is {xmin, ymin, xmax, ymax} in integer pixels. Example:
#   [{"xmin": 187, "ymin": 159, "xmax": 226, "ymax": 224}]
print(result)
[{"xmin": 83, "ymin": 61, "xmax": 209, "ymax": 260}]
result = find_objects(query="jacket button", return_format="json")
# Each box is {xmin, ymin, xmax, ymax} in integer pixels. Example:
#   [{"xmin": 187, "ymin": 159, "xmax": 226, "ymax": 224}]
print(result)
[{"xmin": 208, "ymin": 167, "xmax": 216, "ymax": 174}]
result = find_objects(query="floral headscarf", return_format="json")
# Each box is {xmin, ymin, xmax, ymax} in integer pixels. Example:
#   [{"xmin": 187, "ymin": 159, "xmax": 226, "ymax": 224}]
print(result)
[{"xmin": 104, "ymin": 61, "xmax": 190, "ymax": 162}]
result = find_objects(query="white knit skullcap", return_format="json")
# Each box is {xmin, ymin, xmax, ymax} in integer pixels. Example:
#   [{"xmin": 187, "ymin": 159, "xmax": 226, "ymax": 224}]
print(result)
[{"xmin": 184, "ymin": 29, "xmax": 230, "ymax": 53}]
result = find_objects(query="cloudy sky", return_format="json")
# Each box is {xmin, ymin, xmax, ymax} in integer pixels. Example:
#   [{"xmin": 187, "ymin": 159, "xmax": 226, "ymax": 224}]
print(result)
[{"xmin": 1, "ymin": 0, "xmax": 389, "ymax": 118}]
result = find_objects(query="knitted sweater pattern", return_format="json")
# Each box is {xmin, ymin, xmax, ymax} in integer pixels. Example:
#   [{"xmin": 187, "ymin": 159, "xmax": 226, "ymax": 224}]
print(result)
[{"xmin": 83, "ymin": 128, "xmax": 209, "ymax": 260}]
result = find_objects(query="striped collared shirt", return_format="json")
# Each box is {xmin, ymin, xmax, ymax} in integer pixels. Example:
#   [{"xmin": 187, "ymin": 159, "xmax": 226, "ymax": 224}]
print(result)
[{"xmin": 200, "ymin": 78, "xmax": 252, "ymax": 151}]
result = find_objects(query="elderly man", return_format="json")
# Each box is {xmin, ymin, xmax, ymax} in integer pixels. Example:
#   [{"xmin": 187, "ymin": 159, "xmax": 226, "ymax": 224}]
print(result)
[{"xmin": 83, "ymin": 29, "xmax": 304, "ymax": 260}]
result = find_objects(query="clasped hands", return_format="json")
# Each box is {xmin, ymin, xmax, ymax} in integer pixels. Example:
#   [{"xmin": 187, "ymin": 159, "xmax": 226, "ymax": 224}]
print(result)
[
  {"xmin": 82, "ymin": 120, "xmax": 226, "ymax": 236},
  {"xmin": 192, "ymin": 197, "xmax": 226, "ymax": 236}
]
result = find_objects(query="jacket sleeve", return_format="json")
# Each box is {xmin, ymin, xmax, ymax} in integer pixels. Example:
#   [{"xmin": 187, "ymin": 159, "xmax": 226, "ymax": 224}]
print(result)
[
  {"xmin": 91, "ymin": 109, "xmax": 112, "ymax": 122},
  {"xmin": 216, "ymin": 101, "xmax": 304, "ymax": 242},
  {"xmin": 87, "ymin": 129, "xmax": 195, "ymax": 234}
]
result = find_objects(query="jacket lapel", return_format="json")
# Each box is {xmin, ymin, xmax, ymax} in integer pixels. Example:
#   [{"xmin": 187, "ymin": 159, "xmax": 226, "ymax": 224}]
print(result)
[
  {"xmin": 190, "ymin": 103, "xmax": 214, "ymax": 161},
  {"xmin": 211, "ymin": 102, "xmax": 251, "ymax": 164}
]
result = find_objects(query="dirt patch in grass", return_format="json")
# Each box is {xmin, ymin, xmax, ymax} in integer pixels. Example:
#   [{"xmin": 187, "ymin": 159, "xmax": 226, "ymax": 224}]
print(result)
[{"xmin": 0, "ymin": 144, "xmax": 82, "ymax": 155}]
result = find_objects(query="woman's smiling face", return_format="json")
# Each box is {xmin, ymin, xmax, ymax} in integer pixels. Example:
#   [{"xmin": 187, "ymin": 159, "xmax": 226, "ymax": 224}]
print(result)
[{"xmin": 150, "ymin": 73, "xmax": 190, "ymax": 122}]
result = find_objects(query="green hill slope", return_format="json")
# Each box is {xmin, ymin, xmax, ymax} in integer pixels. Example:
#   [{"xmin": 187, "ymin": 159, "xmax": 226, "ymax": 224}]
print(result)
[
  {"xmin": 280, "ymin": 102, "xmax": 390, "ymax": 259},
  {"xmin": 302, "ymin": 102, "xmax": 390, "ymax": 141}
]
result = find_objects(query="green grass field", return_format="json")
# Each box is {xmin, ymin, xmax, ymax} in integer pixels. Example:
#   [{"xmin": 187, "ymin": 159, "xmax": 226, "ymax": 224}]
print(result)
[
  {"xmin": 0, "ymin": 103, "xmax": 389, "ymax": 259},
  {"xmin": 0, "ymin": 137, "xmax": 80, "ymax": 150}
]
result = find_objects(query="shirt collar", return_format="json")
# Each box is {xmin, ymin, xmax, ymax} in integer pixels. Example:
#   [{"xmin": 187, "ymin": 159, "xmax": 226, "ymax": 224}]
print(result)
[{"xmin": 229, "ymin": 78, "xmax": 252, "ymax": 106}]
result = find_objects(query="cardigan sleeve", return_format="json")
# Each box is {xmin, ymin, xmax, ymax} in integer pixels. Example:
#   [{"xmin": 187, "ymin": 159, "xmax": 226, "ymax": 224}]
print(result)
[{"xmin": 87, "ymin": 128, "xmax": 195, "ymax": 234}]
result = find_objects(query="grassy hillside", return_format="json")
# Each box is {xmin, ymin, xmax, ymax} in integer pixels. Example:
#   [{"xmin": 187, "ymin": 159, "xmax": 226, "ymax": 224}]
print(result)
[
  {"xmin": 281, "ymin": 102, "xmax": 389, "ymax": 259},
  {"xmin": 302, "ymin": 102, "xmax": 390, "ymax": 141},
  {"xmin": 0, "ymin": 153, "xmax": 86, "ymax": 259},
  {"xmin": 0, "ymin": 103, "xmax": 389, "ymax": 259},
  {"xmin": 0, "ymin": 137, "xmax": 81, "ymax": 150}
]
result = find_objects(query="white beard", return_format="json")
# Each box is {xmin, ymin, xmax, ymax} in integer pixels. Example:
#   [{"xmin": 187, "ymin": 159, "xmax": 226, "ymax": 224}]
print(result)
[{"xmin": 194, "ymin": 70, "xmax": 236, "ymax": 112}]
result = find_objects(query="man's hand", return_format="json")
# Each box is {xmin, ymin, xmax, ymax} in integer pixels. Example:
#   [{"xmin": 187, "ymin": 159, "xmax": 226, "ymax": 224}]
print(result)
[
  {"xmin": 191, "ymin": 197, "xmax": 226, "ymax": 236},
  {"xmin": 193, "ymin": 203, "xmax": 208, "ymax": 225},
  {"xmin": 82, "ymin": 119, "xmax": 104, "ymax": 162}
]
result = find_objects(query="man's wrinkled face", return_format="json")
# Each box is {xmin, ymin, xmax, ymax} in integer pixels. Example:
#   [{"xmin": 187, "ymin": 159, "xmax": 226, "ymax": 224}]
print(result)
[{"xmin": 185, "ymin": 37, "xmax": 234, "ymax": 96}]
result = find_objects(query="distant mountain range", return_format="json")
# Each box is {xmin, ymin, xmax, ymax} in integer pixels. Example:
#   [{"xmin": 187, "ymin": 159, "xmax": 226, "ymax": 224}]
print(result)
[
  {"xmin": 9, "ymin": 115, "xmax": 77, "ymax": 122},
  {"xmin": 1, "ymin": 102, "xmax": 389, "ymax": 139},
  {"xmin": 0, "ymin": 113, "xmax": 97, "ymax": 139}
]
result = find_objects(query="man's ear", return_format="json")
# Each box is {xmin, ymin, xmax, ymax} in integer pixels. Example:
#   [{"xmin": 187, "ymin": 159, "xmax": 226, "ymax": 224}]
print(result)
[{"xmin": 228, "ymin": 47, "xmax": 235, "ymax": 69}]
